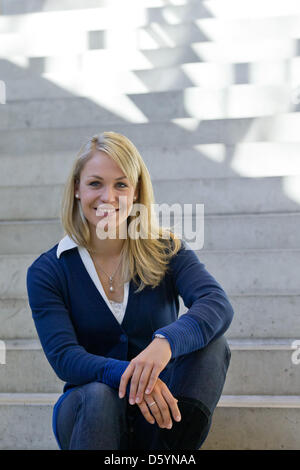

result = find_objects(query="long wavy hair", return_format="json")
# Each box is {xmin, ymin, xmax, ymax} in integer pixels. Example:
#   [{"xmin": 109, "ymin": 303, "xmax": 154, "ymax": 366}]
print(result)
[{"xmin": 60, "ymin": 131, "xmax": 182, "ymax": 292}]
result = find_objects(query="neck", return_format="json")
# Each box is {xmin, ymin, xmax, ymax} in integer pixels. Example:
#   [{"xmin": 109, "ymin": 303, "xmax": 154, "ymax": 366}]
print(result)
[{"xmin": 88, "ymin": 226, "xmax": 126, "ymax": 259}]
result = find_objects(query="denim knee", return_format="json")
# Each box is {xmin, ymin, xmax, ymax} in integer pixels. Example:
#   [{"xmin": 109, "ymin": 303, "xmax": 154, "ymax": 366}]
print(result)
[
  {"xmin": 54, "ymin": 381, "xmax": 126, "ymax": 450},
  {"xmin": 79, "ymin": 381, "xmax": 118, "ymax": 406},
  {"xmin": 167, "ymin": 335, "xmax": 231, "ymax": 414}
]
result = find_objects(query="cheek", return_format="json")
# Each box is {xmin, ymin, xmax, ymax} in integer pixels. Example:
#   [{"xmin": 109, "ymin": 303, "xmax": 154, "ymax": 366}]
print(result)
[{"xmin": 80, "ymin": 188, "xmax": 95, "ymax": 202}]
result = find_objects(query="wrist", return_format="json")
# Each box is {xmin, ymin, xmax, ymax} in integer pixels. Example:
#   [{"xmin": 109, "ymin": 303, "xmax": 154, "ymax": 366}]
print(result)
[{"xmin": 153, "ymin": 335, "xmax": 172, "ymax": 356}]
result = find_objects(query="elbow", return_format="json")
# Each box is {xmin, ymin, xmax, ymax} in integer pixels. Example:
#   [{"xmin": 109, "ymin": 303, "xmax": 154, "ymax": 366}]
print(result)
[{"xmin": 223, "ymin": 295, "xmax": 234, "ymax": 331}]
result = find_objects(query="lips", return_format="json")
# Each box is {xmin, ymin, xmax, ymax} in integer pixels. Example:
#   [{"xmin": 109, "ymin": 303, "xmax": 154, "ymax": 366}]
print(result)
[{"xmin": 95, "ymin": 207, "xmax": 119, "ymax": 216}]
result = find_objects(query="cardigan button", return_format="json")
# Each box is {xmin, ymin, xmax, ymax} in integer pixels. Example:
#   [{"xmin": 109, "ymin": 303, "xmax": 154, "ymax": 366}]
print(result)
[{"xmin": 120, "ymin": 334, "xmax": 127, "ymax": 343}]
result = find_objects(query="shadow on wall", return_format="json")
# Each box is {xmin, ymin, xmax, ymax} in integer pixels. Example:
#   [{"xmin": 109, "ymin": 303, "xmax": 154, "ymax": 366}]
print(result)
[
  {"xmin": 0, "ymin": 1, "xmax": 299, "ymax": 253},
  {"xmin": 0, "ymin": 0, "xmax": 216, "ymax": 16}
]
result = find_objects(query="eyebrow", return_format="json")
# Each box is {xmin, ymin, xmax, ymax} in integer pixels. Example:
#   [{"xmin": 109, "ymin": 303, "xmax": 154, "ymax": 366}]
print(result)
[{"xmin": 87, "ymin": 175, "xmax": 128, "ymax": 180}]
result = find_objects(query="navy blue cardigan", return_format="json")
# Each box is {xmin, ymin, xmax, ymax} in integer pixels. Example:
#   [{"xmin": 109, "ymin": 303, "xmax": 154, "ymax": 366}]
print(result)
[{"xmin": 26, "ymin": 241, "xmax": 234, "ymax": 395}]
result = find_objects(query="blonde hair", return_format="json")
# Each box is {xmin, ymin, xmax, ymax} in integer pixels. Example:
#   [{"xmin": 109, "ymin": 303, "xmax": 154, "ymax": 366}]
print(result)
[{"xmin": 60, "ymin": 131, "xmax": 182, "ymax": 292}]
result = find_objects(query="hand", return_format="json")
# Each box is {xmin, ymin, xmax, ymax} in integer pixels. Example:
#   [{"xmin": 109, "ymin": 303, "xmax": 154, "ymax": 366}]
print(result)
[
  {"xmin": 118, "ymin": 337, "xmax": 172, "ymax": 404},
  {"xmin": 136, "ymin": 378, "xmax": 181, "ymax": 429}
]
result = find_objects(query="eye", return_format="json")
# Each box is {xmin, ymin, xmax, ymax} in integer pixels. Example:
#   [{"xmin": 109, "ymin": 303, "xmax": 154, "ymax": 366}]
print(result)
[{"xmin": 88, "ymin": 181, "xmax": 128, "ymax": 188}]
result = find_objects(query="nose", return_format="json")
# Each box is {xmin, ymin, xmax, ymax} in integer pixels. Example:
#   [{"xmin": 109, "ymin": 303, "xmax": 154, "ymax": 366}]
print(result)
[{"xmin": 100, "ymin": 185, "xmax": 116, "ymax": 203}]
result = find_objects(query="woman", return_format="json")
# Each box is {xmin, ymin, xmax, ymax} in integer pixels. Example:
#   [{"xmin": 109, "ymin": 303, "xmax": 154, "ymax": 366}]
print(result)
[{"xmin": 26, "ymin": 131, "xmax": 233, "ymax": 450}]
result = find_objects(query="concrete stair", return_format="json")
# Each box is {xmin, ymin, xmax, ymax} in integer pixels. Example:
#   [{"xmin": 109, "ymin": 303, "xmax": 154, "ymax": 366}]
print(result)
[{"xmin": 0, "ymin": 0, "xmax": 300, "ymax": 450}]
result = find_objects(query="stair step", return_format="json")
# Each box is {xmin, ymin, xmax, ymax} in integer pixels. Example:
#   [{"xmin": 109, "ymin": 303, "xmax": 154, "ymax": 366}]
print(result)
[
  {"xmin": 0, "ymin": 85, "xmax": 296, "ymax": 127},
  {"xmin": 0, "ymin": 1, "xmax": 219, "ymax": 33},
  {"xmin": 1, "ymin": 249, "xmax": 300, "ymax": 298},
  {"xmin": 0, "ymin": 0, "xmax": 149, "ymax": 15},
  {"xmin": 3, "ymin": 53, "xmax": 300, "ymax": 87},
  {"xmin": 1, "ymin": 142, "xmax": 300, "ymax": 184},
  {"xmin": 2, "ymin": 294, "xmax": 300, "ymax": 341},
  {"xmin": 1, "ymin": 176, "xmax": 300, "ymax": 220},
  {"xmin": 1, "ymin": 212, "xmax": 300, "ymax": 255},
  {"xmin": 0, "ymin": 392, "xmax": 299, "ymax": 449},
  {"xmin": 0, "ymin": 392, "xmax": 299, "ymax": 408},
  {"xmin": 2, "ymin": 68, "xmax": 298, "ymax": 99},
  {"xmin": 2, "ymin": 115, "xmax": 300, "ymax": 154},
  {"xmin": 1, "ymin": 10, "xmax": 300, "ymax": 44},
  {"xmin": 0, "ymin": 37, "xmax": 298, "ymax": 67},
  {"xmin": 202, "ymin": 403, "xmax": 300, "ymax": 450},
  {"xmin": 0, "ymin": 339, "xmax": 299, "ymax": 395},
  {"xmin": 2, "ymin": 0, "xmax": 300, "ymax": 19}
]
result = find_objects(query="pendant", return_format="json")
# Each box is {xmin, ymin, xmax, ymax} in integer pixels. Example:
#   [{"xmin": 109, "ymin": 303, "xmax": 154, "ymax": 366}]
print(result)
[{"xmin": 109, "ymin": 276, "xmax": 114, "ymax": 292}]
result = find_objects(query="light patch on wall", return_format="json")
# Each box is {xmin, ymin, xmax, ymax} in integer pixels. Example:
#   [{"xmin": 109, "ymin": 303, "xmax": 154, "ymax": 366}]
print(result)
[
  {"xmin": 172, "ymin": 117, "xmax": 199, "ymax": 131},
  {"xmin": 282, "ymin": 176, "xmax": 300, "ymax": 204},
  {"xmin": 91, "ymin": 94, "xmax": 149, "ymax": 123},
  {"xmin": 194, "ymin": 144, "xmax": 225, "ymax": 163},
  {"xmin": 202, "ymin": 0, "xmax": 300, "ymax": 19}
]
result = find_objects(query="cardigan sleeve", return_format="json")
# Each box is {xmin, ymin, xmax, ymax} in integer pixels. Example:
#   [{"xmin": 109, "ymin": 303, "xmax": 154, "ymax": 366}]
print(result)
[
  {"xmin": 152, "ymin": 242, "xmax": 234, "ymax": 358},
  {"xmin": 26, "ymin": 257, "xmax": 130, "ymax": 392}
]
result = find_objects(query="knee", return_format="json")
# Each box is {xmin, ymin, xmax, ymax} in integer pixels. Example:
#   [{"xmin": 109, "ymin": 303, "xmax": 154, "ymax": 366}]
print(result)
[
  {"xmin": 77, "ymin": 382, "xmax": 119, "ymax": 413},
  {"xmin": 81, "ymin": 381, "xmax": 116, "ymax": 400},
  {"xmin": 208, "ymin": 335, "xmax": 231, "ymax": 366},
  {"xmin": 182, "ymin": 335, "xmax": 231, "ymax": 373}
]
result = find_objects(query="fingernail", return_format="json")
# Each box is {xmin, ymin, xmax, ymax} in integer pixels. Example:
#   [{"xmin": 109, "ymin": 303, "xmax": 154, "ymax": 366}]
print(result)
[
  {"xmin": 176, "ymin": 415, "xmax": 181, "ymax": 421},
  {"xmin": 145, "ymin": 389, "xmax": 150, "ymax": 394},
  {"xmin": 167, "ymin": 423, "xmax": 172, "ymax": 429},
  {"xmin": 129, "ymin": 398, "xmax": 135, "ymax": 405}
]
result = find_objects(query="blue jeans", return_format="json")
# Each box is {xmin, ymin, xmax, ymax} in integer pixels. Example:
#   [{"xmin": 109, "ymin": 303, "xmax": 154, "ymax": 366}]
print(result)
[{"xmin": 54, "ymin": 335, "xmax": 231, "ymax": 450}]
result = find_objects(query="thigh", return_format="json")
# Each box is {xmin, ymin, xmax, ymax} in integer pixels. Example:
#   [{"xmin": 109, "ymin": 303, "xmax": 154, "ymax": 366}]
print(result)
[{"xmin": 54, "ymin": 382, "xmax": 130, "ymax": 450}]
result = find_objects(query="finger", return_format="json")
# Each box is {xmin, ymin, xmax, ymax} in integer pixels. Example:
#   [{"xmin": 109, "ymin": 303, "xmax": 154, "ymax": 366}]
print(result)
[
  {"xmin": 135, "ymin": 364, "xmax": 153, "ymax": 404},
  {"xmin": 119, "ymin": 363, "xmax": 135, "ymax": 398},
  {"xmin": 146, "ymin": 399, "xmax": 164, "ymax": 428},
  {"xmin": 129, "ymin": 364, "xmax": 143, "ymax": 404},
  {"xmin": 137, "ymin": 400, "xmax": 155, "ymax": 425},
  {"xmin": 161, "ymin": 388, "xmax": 181, "ymax": 423},
  {"xmin": 144, "ymin": 365, "xmax": 161, "ymax": 396},
  {"xmin": 152, "ymin": 392, "xmax": 172, "ymax": 429}
]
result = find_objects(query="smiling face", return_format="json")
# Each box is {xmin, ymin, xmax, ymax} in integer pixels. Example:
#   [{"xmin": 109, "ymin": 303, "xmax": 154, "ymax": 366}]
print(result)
[{"xmin": 75, "ymin": 151, "xmax": 138, "ymax": 237}]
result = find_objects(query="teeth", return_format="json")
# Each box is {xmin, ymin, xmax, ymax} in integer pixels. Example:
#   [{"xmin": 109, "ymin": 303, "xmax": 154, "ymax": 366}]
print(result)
[
  {"xmin": 95, "ymin": 208, "xmax": 118, "ymax": 214},
  {"xmin": 94, "ymin": 207, "xmax": 115, "ymax": 210}
]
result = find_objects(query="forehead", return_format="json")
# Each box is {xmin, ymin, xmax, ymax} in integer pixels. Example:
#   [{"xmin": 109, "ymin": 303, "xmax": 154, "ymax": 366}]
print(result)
[{"xmin": 81, "ymin": 151, "xmax": 126, "ymax": 177}]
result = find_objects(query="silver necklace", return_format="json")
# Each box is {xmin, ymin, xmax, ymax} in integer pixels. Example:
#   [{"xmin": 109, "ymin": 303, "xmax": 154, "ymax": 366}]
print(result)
[{"xmin": 93, "ymin": 255, "xmax": 123, "ymax": 292}]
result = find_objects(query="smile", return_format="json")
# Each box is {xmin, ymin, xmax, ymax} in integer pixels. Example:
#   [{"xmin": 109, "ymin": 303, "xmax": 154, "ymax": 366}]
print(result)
[{"xmin": 94, "ymin": 208, "xmax": 119, "ymax": 216}]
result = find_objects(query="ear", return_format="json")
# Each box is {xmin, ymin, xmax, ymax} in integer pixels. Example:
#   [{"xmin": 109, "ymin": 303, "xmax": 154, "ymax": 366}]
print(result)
[{"xmin": 74, "ymin": 178, "xmax": 79, "ymax": 193}]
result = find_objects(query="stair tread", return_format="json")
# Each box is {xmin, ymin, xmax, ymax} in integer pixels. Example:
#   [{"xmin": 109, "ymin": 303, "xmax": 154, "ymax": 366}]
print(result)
[
  {"xmin": 3, "ymin": 337, "xmax": 299, "ymax": 349},
  {"xmin": 0, "ymin": 392, "xmax": 300, "ymax": 407}
]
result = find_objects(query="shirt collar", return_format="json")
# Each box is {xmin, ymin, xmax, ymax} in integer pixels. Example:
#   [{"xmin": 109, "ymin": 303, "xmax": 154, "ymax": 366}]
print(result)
[{"xmin": 56, "ymin": 235, "xmax": 79, "ymax": 259}]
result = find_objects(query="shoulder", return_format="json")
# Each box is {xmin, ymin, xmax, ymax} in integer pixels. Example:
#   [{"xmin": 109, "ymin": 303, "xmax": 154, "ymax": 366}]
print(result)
[
  {"xmin": 170, "ymin": 239, "xmax": 199, "ymax": 261},
  {"xmin": 27, "ymin": 244, "xmax": 59, "ymax": 272},
  {"xmin": 168, "ymin": 240, "xmax": 205, "ymax": 274},
  {"xmin": 26, "ymin": 244, "xmax": 68, "ymax": 289}
]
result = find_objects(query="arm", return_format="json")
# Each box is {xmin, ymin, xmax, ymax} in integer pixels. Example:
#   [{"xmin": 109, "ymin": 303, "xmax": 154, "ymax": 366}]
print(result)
[
  {"xmin": 26, "ymin": 258, "xmax": 130, "ymax": 392},
  {"xmin": 121, "ymin": 241, "xmax": 233, "ymax": 407},
  {"xmin": 152, "ymin": 241, "xmax": 234, "ymax": 358}
]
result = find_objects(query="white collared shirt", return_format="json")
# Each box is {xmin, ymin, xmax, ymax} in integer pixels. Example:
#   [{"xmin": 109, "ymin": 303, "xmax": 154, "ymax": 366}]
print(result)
[{"xmin": 56, "ymin": 235, "xmax": 129, "ymax": 324}]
